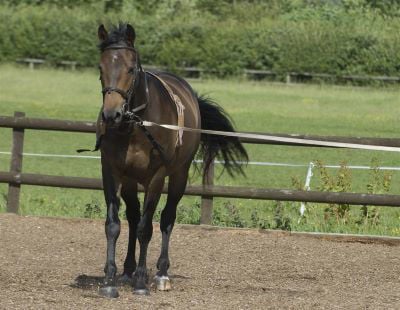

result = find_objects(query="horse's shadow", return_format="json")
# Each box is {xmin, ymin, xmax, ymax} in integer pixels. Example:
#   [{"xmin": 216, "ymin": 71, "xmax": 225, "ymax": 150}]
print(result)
[
  {"xmin": 71, "ymin": 274, "xmax": 104, "ymax": 290},
  {"xmin": 71, "ymin": 273, "xmax": 190, "ymax": 290}
]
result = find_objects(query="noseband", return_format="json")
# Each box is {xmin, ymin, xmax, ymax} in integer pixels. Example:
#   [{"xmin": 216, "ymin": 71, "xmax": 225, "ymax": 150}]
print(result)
[{"xmin": 101, "ymin": 45, "xmax": 147, "ymax": 117}]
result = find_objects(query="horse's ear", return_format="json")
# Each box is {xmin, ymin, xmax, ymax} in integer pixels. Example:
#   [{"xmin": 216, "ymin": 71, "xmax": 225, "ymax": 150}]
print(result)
[
  {"xmin": 98, "ymin": 24, "xmax": 108, "ymax": 42},
  {"xmin": 126, "ymin": 24, "xmax": 136, "ymax": 46}
]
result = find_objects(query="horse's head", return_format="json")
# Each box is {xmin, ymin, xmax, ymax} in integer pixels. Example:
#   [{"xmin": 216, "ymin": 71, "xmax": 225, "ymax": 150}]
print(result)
[{"xmin": 98, "ymin": 24, "xmax": 139, "ymax": 125}]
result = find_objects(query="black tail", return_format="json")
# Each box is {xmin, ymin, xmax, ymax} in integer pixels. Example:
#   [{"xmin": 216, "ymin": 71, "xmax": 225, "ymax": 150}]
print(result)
[{"xmin": 197, "ymin": 94, "xmax": 248, "ymax": 178}]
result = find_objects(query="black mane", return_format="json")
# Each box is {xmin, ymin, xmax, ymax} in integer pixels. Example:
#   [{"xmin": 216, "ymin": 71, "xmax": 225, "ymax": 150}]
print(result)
[{"xmin": 98, "ymin": 23, "xmax": 133, "ymax": 51}]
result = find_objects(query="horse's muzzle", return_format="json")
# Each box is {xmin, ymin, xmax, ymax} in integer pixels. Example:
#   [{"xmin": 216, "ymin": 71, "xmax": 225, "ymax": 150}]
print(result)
[{"xmin": 102, "ymin": 108, "xmax": 123, "ymax": 124}]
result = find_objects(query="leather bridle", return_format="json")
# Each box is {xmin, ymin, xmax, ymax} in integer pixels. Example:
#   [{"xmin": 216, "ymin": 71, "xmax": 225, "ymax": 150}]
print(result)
[
  {"xmin": 98, "ymin": 45, "xmax": 166, "ymax": 162},
  {"xmin": 100, "ymin": 45, "xmax": 148, "ymax": 118}
]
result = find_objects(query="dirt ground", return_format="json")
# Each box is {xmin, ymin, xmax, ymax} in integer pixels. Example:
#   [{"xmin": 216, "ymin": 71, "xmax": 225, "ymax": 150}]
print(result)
[{"xmin": 0, "ymin": 214, "xmax": 399, "ymax": 309}]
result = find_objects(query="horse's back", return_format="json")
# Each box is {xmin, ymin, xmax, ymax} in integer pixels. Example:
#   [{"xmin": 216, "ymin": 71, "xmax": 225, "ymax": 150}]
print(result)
[{"xmin": 147, "ymin": 71, "xmax": 201, "ymax": 129}]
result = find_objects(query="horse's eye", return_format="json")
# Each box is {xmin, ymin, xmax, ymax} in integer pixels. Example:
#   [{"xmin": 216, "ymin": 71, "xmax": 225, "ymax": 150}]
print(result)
[{"xmin": 128, "ymin": 67, "xmax": 135, "ymax": 74}]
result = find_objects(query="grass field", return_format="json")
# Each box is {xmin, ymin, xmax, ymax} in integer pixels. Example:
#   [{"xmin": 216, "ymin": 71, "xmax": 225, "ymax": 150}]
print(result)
[{"xmin": 0, "ymin": 64, "xmax": 399, "ymax": 236}]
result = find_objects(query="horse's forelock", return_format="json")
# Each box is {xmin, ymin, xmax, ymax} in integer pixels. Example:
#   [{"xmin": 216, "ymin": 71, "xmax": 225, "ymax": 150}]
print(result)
[{"xmin": 98, "ymin": 23, "xmax": 132, "ymax": 51}]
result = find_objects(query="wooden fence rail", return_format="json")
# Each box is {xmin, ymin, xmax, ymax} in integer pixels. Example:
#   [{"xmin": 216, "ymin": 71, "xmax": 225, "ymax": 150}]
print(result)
[
  {"xmin": 141, "ymin": 65, "xmax": 400, "ymax": 84},
  {"xmin": 1, "ymin": 113, "xmax": 400, "ymax": 224},
  {"xmin": 143, "ymin": 65, "xmax": 400, "ymax": 84},
  {"xmin": 1, "ymin": 171, "xmax": 400, "ymax": 207}
]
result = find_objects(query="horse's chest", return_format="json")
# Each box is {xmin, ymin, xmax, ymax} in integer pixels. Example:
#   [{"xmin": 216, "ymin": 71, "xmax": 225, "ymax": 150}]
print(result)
[
  {"xmin": 122, "ymin": 144, "xmax": 164, "ymax": 183},
  {"xmin": 124, "ymin": 147, "xmax": 149, "ymax": 172}
]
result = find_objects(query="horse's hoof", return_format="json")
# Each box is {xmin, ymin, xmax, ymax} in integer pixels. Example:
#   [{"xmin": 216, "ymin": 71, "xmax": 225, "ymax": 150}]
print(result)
[
  {"xmin": 118, "ymin": 274, "xmax": 133, "ymax": 285},
  {"xmin": 133, "ymin": 288, "xmax": 150, "ymax": 295},
  {"xmin": 99, "ymin": 286, "xmax": 119, "ymax": 298},
  {"xmin": 154, "ymin": 275, "xmax": 171, "ymax": 291}
]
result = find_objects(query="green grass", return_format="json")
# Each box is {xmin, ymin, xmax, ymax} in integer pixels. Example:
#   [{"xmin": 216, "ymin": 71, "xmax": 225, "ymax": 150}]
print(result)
[{"xmin": 0, "ymin": 64, "xmax": 399, "ymax": 236}]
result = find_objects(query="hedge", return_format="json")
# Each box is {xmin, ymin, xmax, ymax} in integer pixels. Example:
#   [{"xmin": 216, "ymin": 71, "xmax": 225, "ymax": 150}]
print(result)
[{"xmin": 1, "ymin": 3, "xmax": 400, "ymax": 77}]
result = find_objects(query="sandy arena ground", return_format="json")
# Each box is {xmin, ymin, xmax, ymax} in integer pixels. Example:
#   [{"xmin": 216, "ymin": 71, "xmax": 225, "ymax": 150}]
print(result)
[{"xmin": 0, "ymin": 213, "xmax": 399, "ymax": 309}]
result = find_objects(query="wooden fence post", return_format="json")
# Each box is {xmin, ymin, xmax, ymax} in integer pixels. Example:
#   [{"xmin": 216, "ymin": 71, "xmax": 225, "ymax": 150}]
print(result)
[
  {"xmin": 286, "ymin": 73, "xmax": 291, "ymax": 84},
  {"xmin": 7, "ymin": 112, "xmax": 25, "ymax": 213},
  {"xmin": 200, "ymin": 160, "xmax": 214, "ymax": 225}
]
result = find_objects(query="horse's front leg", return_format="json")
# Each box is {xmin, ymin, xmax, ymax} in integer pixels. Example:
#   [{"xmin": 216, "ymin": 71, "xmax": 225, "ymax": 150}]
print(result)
[
  {"xmin": 133, "ymin": 169, "xmax": 166, "ymax": 295},
  {"xmin": 99, "ymin": 161, "xmax": 122, "ymax": 298},
  {"xmin": 119, "ymin": 180, "xmax": 140, "ymax": 283}
]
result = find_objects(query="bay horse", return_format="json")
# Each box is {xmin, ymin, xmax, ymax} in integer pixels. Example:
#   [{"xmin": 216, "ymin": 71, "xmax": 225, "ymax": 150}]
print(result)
[{"xmin": 96, "ymin": 23, "xmax": 248, "ymax": 297}]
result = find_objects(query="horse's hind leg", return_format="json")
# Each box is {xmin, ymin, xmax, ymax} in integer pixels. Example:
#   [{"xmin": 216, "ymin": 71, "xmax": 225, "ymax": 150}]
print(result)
[
  {"xmin": 119, "ymin": 180, "xmax": 140, "ymax": 284},
  {"xmin": 155, "ymin": 165, "xmax": 189, "ymax": 291}
]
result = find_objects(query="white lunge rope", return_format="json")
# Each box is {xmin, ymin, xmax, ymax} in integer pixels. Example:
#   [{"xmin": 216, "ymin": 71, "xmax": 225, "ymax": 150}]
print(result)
[{"xmin": 141, "ymin": 121, "xmax": 400, "ymax": 153}]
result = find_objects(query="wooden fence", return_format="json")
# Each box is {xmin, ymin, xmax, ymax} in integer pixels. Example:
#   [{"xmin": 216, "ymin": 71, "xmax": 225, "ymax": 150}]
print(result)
[
  {"xmin": 1, "ymin": 112, "xmax": 400, "ymax": 224},
  {"xmin": 147, "ymin": 66, "xmax": 400, "ymax": 84},
  {"xmin": 17, "ymin": 58, "xmax": 400, "ymax": 84}
]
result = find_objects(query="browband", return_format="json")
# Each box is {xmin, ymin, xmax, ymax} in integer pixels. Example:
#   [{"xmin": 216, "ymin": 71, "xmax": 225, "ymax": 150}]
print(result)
[{"xmin": 102, "ymin": 45, "xmax": 136, "ymax": 51}]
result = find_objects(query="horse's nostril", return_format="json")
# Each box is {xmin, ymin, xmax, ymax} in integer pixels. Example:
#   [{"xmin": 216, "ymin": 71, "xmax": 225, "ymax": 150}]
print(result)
[{"xmin": 102, "ymin": 109, "xmax": 122, "ymax": 123}]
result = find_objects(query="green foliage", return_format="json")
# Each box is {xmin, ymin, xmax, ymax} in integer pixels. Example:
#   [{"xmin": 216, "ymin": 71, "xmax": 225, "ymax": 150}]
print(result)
[
  {"xmin": 250, "ymin": 209, "xmax": 271, "ymax": 229},
  {"xmin": 1, "ymin": 0, "xmax": 108, "ymax": 10},
  {"xmin": 0, "ymin": 5, "xmax": 101, "ymax": 65},
  {"xmin": 176, "ymin": 202, "xmax": 201, "ymax": 225},
  {"xmin": 312, "ymin": 159, "xmax": 395, "ymax": 230},
  {"xmin": 365, "ymin": 0, "xmax": 400, "ymax": 16},
  {"xmin": 273, "ymin": 202, "xmax": 292, "ymax": 231},
  {"xmin": 83, "ymin": 200, "xmax": 102, "ymax": 219},
  {"xmin": 358, "ymin": 158, "xmax": 393, "ymax": 226},
  {"xmin": 366, "ymin": 158, "xmax": 393, "ymax": 195},
  {"xmin": 315, "ymin": 160, "xmax": 352, "ymax": 223},
  {"xmin": 2, "ymin": 1, "xmax": 400, "ymax": 77},
  {"xmin": 213, "ymin": 201, "xmax": 247, "ymax": 227}
]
